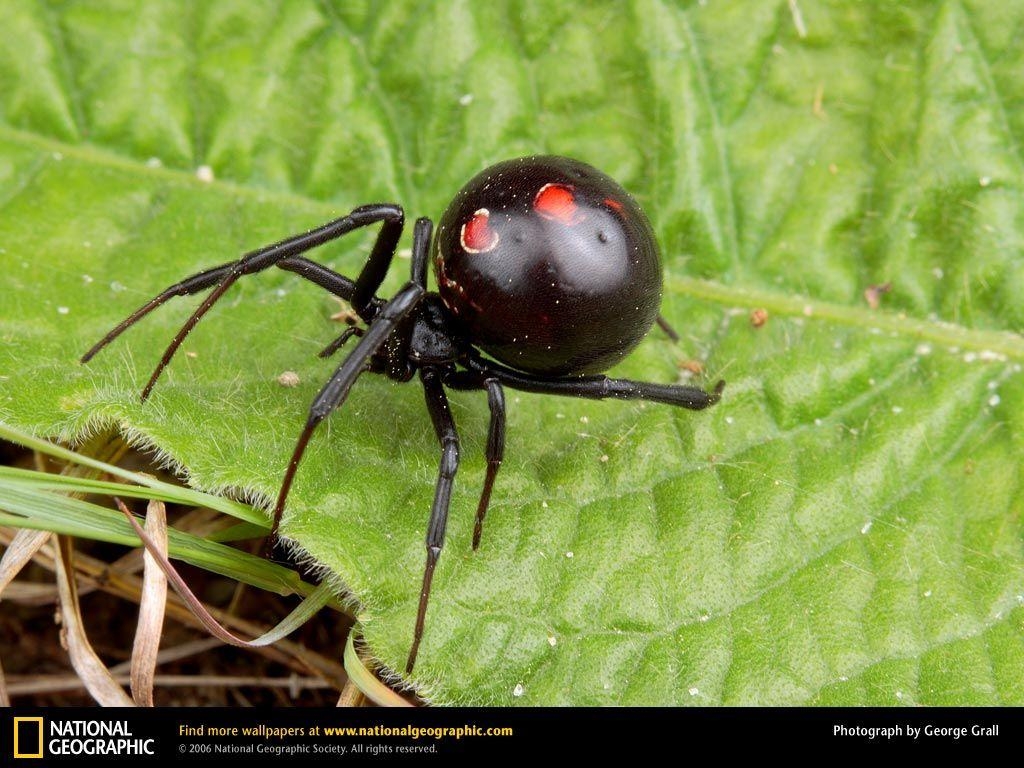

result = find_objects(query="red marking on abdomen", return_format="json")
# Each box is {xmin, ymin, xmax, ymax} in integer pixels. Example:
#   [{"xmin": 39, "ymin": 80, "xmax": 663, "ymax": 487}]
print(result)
[
  {"xmin": 604, "ymin": 197, "xmax": 623, "ymax": 212},
  {"xmin": 460, "ymin": 208, "xmax": 499, "ymax": 253},
  {"xmin": 534, "ymin": 183, "xmax": 584, "ymax": 225}
]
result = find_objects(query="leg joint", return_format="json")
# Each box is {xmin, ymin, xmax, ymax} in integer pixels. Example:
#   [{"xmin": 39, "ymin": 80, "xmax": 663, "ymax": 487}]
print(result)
[
  {"xmin": 439, "ymin": 438, "xmax": 460, "ymax": 477},
  {"xmin": 351, "ymin": 203, "xmax": 404, "ymax": 225}
]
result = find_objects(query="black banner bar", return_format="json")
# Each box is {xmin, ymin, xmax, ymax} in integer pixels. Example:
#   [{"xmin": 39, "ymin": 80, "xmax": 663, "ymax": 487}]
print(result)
[{"xmin": 1, "ymin": 706, "xmax": 1020, "ymax": 762}]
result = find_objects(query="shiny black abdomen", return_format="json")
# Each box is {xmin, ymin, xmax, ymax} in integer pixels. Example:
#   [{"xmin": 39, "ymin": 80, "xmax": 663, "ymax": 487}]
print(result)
[{"xmin": 433, "ymin": 156, "xmax": 662, "ymax": 376}]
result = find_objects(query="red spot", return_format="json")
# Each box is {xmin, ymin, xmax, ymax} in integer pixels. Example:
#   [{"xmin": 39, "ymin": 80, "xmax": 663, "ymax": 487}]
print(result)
[
  {"xmin": 534, "ymin": 183, "xmax": 584, "ymax": 225},
  {"xmin": 460, "ymin": 208, "xmax": 499, "ymax": 253},
  {"xmin": 604, "ymin": 197, "xmax": 623, "ymax": 213}
]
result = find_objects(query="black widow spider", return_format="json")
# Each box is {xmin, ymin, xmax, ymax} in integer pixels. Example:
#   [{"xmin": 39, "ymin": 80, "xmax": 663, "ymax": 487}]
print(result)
[{"xmin": 82, "ymin": 155, "xmax": 724, "ymax": 674}]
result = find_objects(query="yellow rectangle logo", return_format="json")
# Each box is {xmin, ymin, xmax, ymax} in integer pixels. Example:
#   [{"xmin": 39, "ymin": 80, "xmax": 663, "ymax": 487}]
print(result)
[{"xmin": 13, "ymin": 717, "xmax": 44, "ymax": 759}]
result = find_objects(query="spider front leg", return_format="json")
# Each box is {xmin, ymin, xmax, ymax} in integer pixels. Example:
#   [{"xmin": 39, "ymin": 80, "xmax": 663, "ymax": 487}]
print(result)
[
  {"xmin": 80, "ymin": 204, "xmax": 404, "ymax": 400},
  {"xmin": 268, "ymin": 217, "xmax": 435, "ymax": 545},
  {"xmin": 407, "ymin": 366, "xmax": 461, "ymax": 674},
  {"xmin": 267, "ymin": 280, "xmax": 425, "ymax": 546}
]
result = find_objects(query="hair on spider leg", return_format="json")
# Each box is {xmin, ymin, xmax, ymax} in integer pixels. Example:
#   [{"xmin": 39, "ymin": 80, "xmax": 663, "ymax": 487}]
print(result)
[{"xmin": 83, "ymin": 156, "xmax": 724, "ymax": 675}]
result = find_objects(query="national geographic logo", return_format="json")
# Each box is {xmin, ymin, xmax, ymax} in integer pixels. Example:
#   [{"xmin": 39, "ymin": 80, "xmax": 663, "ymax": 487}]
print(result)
[{"xmin": 12, "ymin": 717, "xmax": 156, "ymax": 759}]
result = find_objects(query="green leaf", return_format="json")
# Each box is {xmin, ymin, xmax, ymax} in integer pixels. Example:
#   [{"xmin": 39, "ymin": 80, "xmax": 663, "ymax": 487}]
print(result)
[{"xmin": 1, "ymin": 0, "xmax": 1022, "ymax": 705}]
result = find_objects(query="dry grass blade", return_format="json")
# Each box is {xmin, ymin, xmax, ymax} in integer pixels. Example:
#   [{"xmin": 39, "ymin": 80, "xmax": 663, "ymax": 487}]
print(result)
[
  {"xmin": 131, "ymin": 499, "xmax": 168, "ymax": 706},
  {"xmin": 0, "ymin": 528, "xmax": 51, "ymax": 594},
  {"xmin": 0, "ymin": 653, "xmax": 9, "ymax": 706},
  {"xmin": 1, "ymin": 579, "xmax": 59, "ymax": 605},
  {"xmin": 53, "ymin": 535, "xmax": 133, "ymax": 706},
  {"xmin": 336, "ymin": 678, "xmax": 366, "ymax": 707}
]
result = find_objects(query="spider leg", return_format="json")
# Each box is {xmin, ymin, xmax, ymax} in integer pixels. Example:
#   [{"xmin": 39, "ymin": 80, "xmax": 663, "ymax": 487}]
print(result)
[
  {"xmin": 276, "ymin": 256, "xmax": 358, "ymax": 301},
  {"xmin": 464, "ymin": 354, "xmax": 724, "ymax": 410},
  {"xmin": 81, "ymin": 255, "xmax": 372, "ymax": 366},
  {"xmin": 445, "ymin": 372, "xmax": 505, "ymax": 550},
  {"xmin": 314, "ymin": 216, "xmax": 435, "ymax": 360},
  {"xmin": 318, "ymin": 326, "xmax": 365, "ymax": 359},
  {"xmin": 473, "ymin": 379, "xmax": 505, "ymax": 550},
  {"xmin": 381, "ymin": 218, "xmax": 433, "ymax": 381},
  {"xmin": 350, "ymin": 211, "xmax": 415, "ymax": 318},
  {"xmin": 80, "ymin": 260, "xmax": 235, "ymax": 364},
  {"xmin": 407, "ymin": 366, "xmax": 461, "ymax": 673},
  {"xmin": 656, "ymin": 314, "xmax": 681, "ymax": 342},
  {"xmin": 82, "ymin": 204, "xmax": 404, "ymax": 401},
  {"xmin": 268, "ymin": 280, "xmax": 425, "ymax": 546}
]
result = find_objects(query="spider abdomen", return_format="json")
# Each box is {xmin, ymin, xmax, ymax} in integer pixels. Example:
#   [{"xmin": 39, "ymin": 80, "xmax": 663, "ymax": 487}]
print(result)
[{"xmin": 433, "ymin": 156, "xmax": 663, "ymax": 376}]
